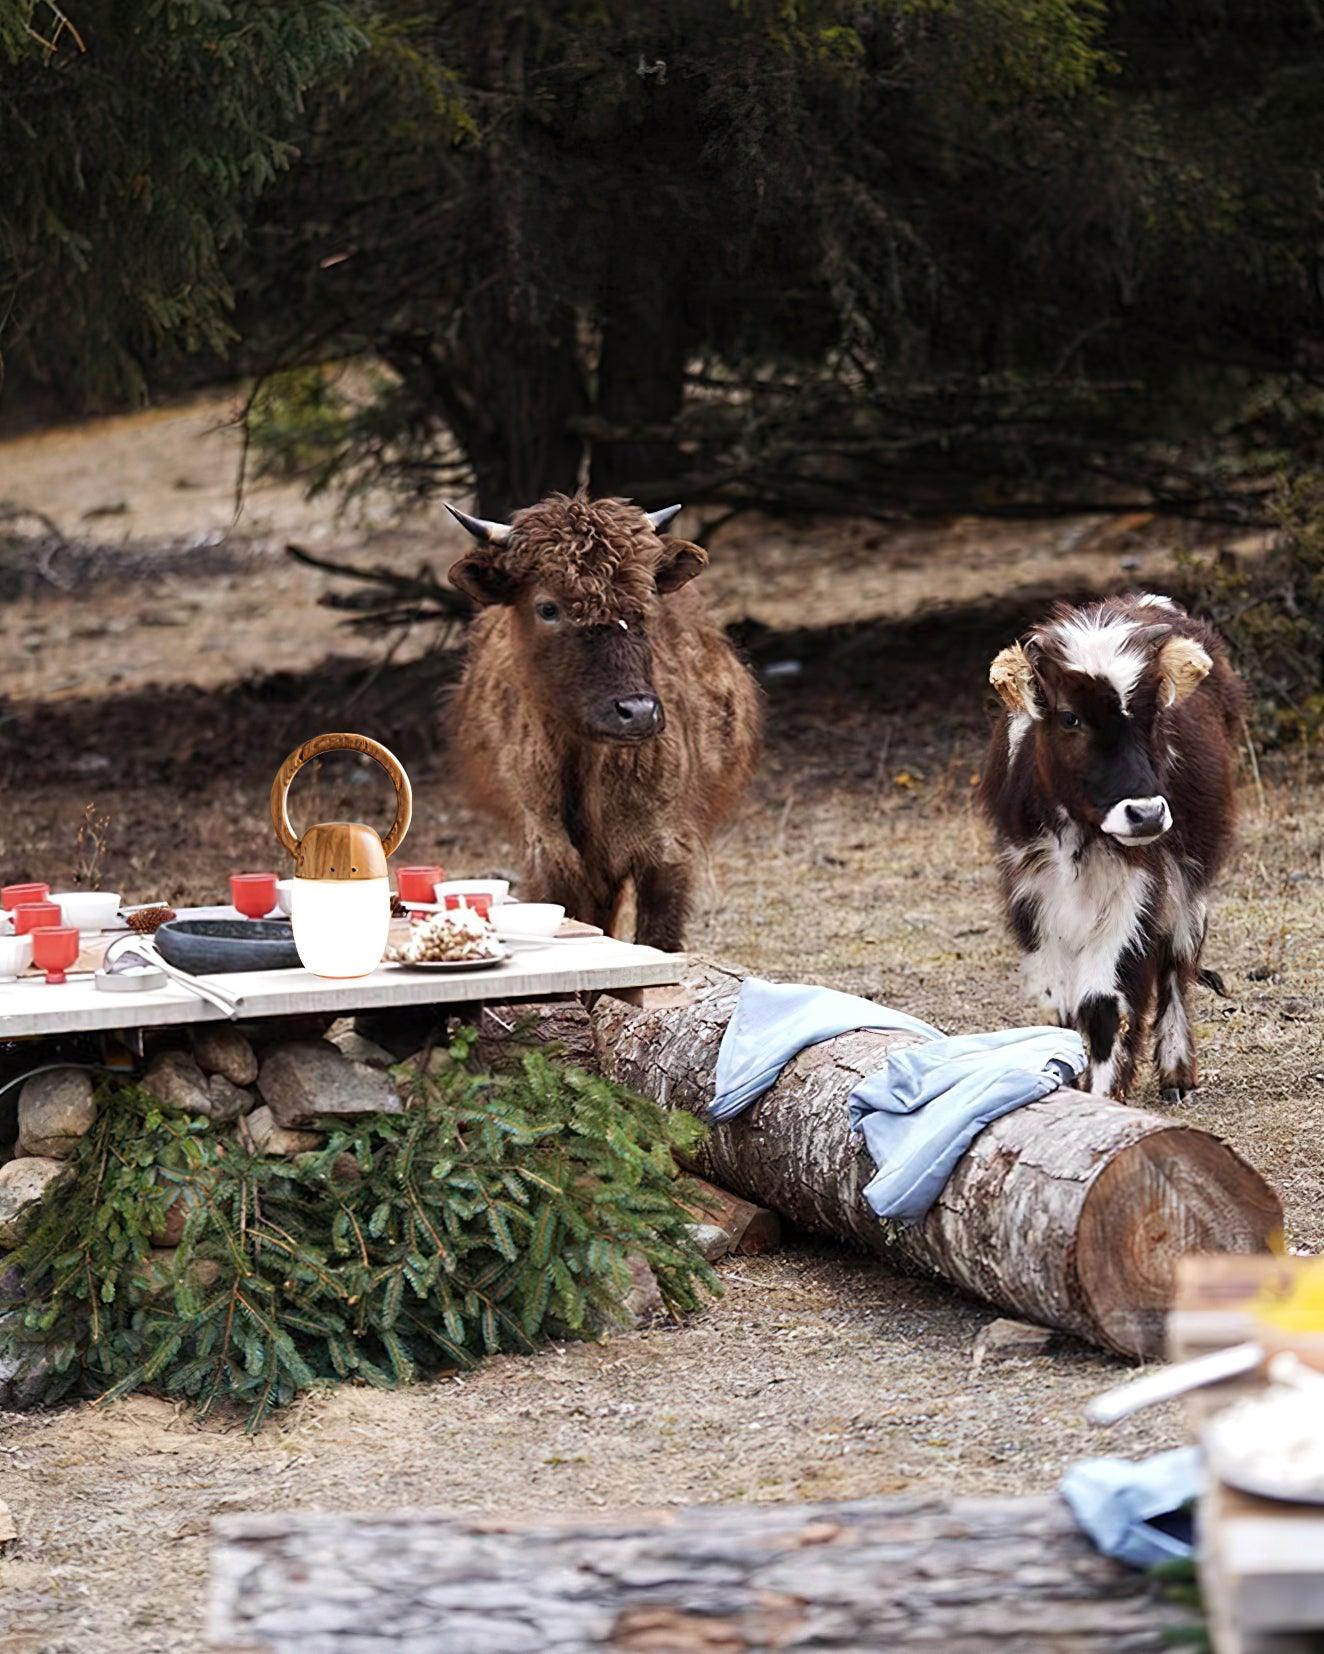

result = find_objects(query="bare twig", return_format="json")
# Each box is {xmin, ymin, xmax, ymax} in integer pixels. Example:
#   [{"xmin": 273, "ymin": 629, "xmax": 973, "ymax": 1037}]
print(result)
[{"xmin": 285, "ymin": 541, "xmax": 471, "ymax": 633}]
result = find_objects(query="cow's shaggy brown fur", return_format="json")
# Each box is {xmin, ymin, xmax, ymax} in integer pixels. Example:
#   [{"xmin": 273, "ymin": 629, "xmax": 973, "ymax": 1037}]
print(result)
[{"xmin": 448, "ymin": 494, "xmax": 762, "ymax": 949}]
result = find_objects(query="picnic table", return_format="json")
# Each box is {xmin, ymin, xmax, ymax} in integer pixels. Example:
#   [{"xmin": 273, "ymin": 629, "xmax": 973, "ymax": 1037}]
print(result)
[{"xmin": 0, "ymin": 908, "xmax": 685, "ymax": 1040}]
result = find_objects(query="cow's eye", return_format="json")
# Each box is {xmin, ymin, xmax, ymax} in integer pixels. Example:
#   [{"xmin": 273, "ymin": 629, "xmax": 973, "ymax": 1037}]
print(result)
[
  {"xmin": 1058, "ymin": 709, "xmax": 1082, "ymax": 732},
  {"xmin": 535, "ymin": 600, "xmax": 561, "ymax": 624}
]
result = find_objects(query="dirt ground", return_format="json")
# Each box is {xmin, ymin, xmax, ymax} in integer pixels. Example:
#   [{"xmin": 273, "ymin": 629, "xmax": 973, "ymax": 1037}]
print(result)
[{"xmin": 0, "ymin": 393, "xmax": 1321, "ymax": 1652}]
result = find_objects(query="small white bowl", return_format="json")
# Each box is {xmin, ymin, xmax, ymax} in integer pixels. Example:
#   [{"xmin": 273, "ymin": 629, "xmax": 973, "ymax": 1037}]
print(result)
[
  {"xmin": 493, "ymin": 902, "xmax": 565, "ymax": 938},
  {"xmin": 50, "ymin": 891, "xmax": 121, "ymax": 932},
  {"xmin": 433, "ymin": 878, "xmax": 510, "ymax": 907},
  {"xmin": 0, "ymin": 934, "xmax": 33, "ymax": 979},
  {"xmin": 275, "ymin": 879, "xmax": 294, "ymax": 916}
]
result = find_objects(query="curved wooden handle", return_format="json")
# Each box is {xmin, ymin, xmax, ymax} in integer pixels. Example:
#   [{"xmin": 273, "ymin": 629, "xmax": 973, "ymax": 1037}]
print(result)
[{"xmin": 270, "ymin": 732, "xmax": 412, "ymax": 860}]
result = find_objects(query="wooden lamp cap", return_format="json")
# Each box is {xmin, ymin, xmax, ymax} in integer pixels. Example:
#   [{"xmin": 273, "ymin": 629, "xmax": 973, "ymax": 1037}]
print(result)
[{"xmin": 295, "ymin": 822, "xmax": 388, "ymax": 882}]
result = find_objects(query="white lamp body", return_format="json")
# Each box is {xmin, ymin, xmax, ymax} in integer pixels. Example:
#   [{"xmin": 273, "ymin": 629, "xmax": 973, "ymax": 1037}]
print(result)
[{"xmin": 290, "ymin": 875, "xmax": 390, "ymax": 978}]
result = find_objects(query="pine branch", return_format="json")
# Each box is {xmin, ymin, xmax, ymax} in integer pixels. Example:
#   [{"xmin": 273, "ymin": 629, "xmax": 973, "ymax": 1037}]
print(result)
[{"xmin": 1, "ymin": 1051, "xmax": 717, "ymax": 1431}]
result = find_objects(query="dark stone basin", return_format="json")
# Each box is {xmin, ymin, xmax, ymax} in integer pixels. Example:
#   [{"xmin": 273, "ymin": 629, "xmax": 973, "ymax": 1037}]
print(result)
[{"xmin": 153, "ymin": 918, "xmax": 300, "ymax": 975}]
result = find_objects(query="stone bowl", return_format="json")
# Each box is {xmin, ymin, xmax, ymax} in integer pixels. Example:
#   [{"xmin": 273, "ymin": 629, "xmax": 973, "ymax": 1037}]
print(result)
[{"xmin": 153, "ymin": 918, "xmax": 301, "ymax": 975}]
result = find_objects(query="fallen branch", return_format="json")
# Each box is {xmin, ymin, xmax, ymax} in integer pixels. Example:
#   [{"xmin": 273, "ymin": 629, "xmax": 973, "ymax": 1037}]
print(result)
[{"xmin": 284, "ymin": 541, "xmax": 471, "ymax": 633}]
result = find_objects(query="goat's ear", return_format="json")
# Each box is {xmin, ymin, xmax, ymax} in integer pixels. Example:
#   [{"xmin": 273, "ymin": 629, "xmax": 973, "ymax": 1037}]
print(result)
[
  {"xmin": 448, "ymin": 554, "xmax": 518, "ymax": 607},
  {"xmin": 1157, "ymin": 635, "xmax": 1211, "ymax": 706},
  {"xmin": 655, "ymin": 538, "xmax": 708, "ymax": 593},
  {"xmin": 989, "ymin": 642, "xmax": 1042, "ymax": 717}
]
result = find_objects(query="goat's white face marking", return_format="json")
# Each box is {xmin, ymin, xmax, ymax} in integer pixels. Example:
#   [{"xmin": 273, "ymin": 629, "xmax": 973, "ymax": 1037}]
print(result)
[
  {"xmin": 1100, "ymin": 795, "xmax": 1172, "ymax": 846},
  {"xmin": 1041, "ymin": 613, "xmax": 1149, "ymax": 713}
]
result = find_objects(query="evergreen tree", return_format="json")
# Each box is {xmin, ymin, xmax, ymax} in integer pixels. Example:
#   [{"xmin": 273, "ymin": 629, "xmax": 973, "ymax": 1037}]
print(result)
[
  {"xmin": 0, "ymin": 0, "xmax": 365, "ymax": 405},
  {"xmin": 5, "ymin": 2, "xmax": 1323, "ymax": 515}
]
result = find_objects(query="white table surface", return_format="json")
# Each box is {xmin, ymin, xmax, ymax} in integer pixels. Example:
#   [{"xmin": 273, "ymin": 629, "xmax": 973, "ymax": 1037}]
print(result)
[{"xmin": 0, "ymin": 935, "xmax": 684, "ymax": 1040}]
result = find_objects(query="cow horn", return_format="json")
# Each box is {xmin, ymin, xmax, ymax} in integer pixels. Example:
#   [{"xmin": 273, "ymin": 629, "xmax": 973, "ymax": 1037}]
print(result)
[
  {"xmin": 446, "ymin": 503, "xmax": 513, "ymax": 545},
  {"xmin": 646, "ymin": 504, "xmax": 683, "ymax": 533}
]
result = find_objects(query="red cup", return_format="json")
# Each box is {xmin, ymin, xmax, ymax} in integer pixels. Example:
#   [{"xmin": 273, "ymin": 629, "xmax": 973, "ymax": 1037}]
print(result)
[
  {"xmin": 230, "ymin": 872, "xmax": 278, "ymax": 919},
  {"xmin": 3, "ymin": 882, "xmax": 50, "ymax": 911},
  {"xmin": 32, "ymin": 925, "xmax": 78, "ymax": 985},
  {"xmin": 397, "ymin": 865, "xmax": 445, "ymax": 905},
  {"xmin": 15, "ymin": 901, "xmax": 62, "ymax": 935}
]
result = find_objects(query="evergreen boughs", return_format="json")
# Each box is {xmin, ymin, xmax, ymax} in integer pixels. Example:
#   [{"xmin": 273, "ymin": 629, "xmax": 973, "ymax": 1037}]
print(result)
[
  {"xmin": 1178, "ymin": 472, "xmax": 1324, "ymax": 746},
  {"xmin": 0, "ymin": 1031, "xmax": 716, "ymax": 1430},
  {"xmin": 0, "ymin": 0, "xmax": 367, "ymax": 402}
]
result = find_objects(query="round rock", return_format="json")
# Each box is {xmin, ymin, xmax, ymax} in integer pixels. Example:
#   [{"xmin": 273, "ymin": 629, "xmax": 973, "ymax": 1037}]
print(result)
[
  {"xmin": 141, "ymin": 1049, "xmax": 213, "ymax": 1117},
  {"xmin": 0, "ymin": 1157, "xmax": 74, "ymax": 1247},
  {"xmin": 258, "ymin": 1042, "xmax": 401, "ymax": 1127},
  {"xmin": 205, "ymin": 1074, "xmax": 255, "ymax": 1122},
  {"xmin": 17, "ymin": 1069, "xmax": 97, "ymax": 1160},
  {"xmin": 192, "ymin": 1025, "xmax": 259, "ymax": 1087}
]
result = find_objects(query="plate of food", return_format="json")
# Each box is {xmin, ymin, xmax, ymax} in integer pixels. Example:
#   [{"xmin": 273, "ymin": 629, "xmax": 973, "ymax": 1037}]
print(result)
[
  {"xmin": 387, "ymin": 907, "xmax": 508, "ymax": 971},
  {"xmin": 1204, "ymin": 1383, "xmax": 1324, "ymax": 1504}
]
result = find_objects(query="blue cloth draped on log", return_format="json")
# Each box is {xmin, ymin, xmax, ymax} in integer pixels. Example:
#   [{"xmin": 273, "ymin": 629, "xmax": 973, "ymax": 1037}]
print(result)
[{"xmin": 709, "ymin": 977, "xmax": 1086, "ymax": 1222}]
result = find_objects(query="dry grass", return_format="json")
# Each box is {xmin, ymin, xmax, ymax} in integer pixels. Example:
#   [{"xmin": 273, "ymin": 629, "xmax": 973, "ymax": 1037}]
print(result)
[{"xmin": 0, "ymin": 395, "xmax": 1320, "ymax": 1651}]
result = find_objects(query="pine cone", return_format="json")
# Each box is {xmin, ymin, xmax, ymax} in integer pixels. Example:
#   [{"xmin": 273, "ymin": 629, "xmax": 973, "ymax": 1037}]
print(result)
[
  {"xmin": 125, "ymin": 905, "xmax": 176, "ymax": 933},
  {"xmin": 390, "ymin": 894, "xmax": 408, "ymax": 918}
]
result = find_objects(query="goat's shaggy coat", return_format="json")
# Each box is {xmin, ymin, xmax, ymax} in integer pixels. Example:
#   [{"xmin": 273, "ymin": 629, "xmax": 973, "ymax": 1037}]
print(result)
[
  {"xmin": 448, "ymin": 495, "xmax": 761, "ymax": 950},
  {"xmin": 979, "ymin": 594, "xmax": 1242, "ymax": 1101}
]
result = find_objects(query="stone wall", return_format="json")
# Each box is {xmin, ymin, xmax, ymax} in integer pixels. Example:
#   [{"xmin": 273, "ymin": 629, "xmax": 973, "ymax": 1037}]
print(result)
[{"xmin": 0, "ymin": 1015, "xmax": 409, "ymax": 1272}]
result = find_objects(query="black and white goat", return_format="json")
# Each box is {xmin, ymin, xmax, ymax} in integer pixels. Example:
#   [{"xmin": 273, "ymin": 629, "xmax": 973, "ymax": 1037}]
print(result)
[{"xmin": 979, "ymin": 594, "xmax": 1243, "ymax": 1101}]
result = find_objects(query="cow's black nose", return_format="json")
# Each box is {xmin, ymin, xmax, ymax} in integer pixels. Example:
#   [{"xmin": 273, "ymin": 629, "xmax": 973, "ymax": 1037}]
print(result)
[
  {"xmin": 1125, "ymin": 800, "xmax": 1166, "ymax": 828},
  {"xmin": 614, "ymin": 694, "xmax": 661, "ymax": 734}
]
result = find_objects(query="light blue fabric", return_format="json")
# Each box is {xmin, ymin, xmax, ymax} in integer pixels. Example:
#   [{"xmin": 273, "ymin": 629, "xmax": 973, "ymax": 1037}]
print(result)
[
  {"xmin": 1060, "ymin": 1447, "xmax": 1201, "ymax": 1569},
  {"xmin": 709, "ymin": 977, "xmax": 1085, "ymax": 1223},
  {"xmin": 710, "ymin": 978, "xmax": 940, "ymax": 1121},
  {"xmin": 848, "ymin": 1025, "xmax": 1085, "ymax": 1222}
]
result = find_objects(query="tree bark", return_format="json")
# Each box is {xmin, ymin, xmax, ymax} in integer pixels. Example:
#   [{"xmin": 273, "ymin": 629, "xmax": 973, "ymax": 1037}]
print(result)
[
  {"xmin": 209, "ymin": 1493, "xmax": 1194, "ymax": 1652},
  {"xmin": 588, "ymin": 963, "xmax": 1283, "ymax": 1359},
  {"xmin": 590, "ymin": 250, "xmax": 688, "ymax": 501},
  {"xmin": 385, "ymin": 294, "xmax": 588, "ymax": 521}
]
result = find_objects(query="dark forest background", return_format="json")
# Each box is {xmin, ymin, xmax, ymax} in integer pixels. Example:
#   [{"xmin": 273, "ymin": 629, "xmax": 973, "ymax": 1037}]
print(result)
[{"xmin": 3, "ymin": 0, "xmax": 1324, "ymax": 526}]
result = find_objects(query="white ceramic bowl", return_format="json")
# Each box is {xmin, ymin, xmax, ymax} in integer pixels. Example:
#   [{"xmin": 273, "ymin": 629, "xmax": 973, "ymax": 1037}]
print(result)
[
  {"xmin": 0, "ymin": 934, "xmax": 33, "ymax": 978},
  {"xmin": 493, "ymin": 902, "xmax": 565, "ymax": 938},
  {"xmin": 433, "ymin": 878, "xmax": 510, "ymax": 907},
  {"xmin": 50, "ymin": 891, "xmax": 121, "ymax": 932},
  {"xmin": 276, "ymin": 878, "xmax": 294, "ymax": 916}
]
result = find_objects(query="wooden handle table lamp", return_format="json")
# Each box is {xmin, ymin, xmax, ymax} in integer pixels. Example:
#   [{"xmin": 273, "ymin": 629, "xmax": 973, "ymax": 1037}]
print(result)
[{"xmin": 270, "ymin": 733, "xmax": 413, "ymax": 978}]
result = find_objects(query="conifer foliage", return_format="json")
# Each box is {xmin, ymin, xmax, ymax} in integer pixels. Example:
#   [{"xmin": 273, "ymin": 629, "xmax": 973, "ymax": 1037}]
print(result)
[{"xmin": 0, "ymin": 1032, "xmax": 715, "ymax": 1430}]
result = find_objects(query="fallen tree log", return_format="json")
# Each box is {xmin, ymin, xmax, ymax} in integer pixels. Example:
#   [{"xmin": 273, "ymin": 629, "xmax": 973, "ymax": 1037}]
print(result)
[
  {"xmin": 210, "ymin": 1493, "xmax": 1194, "ymax": 1652},
  {"xmin": 589, "ymin": 963, "xmax": 1283, "ymax": 1359}
]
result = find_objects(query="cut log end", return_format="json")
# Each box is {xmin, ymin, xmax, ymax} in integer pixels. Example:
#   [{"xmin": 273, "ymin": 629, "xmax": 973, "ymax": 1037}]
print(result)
[{"xmin": 1077, "ymin": 1126, "xmax": 1286, "ymax": 1358}]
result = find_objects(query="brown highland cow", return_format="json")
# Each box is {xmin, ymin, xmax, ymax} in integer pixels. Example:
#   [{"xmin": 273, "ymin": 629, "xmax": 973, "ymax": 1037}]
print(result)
[{"xmin": 446, "ymin": 494, "xmax": 761, "ymax": 950}]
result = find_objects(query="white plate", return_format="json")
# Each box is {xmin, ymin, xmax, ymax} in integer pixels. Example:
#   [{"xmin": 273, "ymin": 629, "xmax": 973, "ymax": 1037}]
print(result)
[
  {"xmin": 400, "ymin": 900, "xmax": 497, "ymax": 916},
  {"xmin": 1204, "ymin": 1390, "xmax": 1324, "ymax": 1505},
  {"xmin": 387, "ymin": 953, "xmax": 508, "ymax": 972}
]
